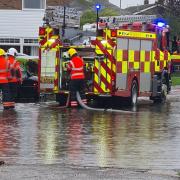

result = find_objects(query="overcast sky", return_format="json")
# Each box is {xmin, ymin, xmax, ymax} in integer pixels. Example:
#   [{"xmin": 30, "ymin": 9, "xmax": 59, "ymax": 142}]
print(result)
[{"xmin": 109, "ymin": 0, "xmax": 156, "ymax": 9}]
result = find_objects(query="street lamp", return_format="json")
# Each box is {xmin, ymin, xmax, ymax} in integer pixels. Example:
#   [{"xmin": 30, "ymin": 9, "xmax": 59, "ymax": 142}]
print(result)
[
  {"xmin": 96, "ymin": 4, "xmax": 101, "ymax": 35},
  {"xmin": 62, "ymin": 6, "xmax": 66, "ymax": 38}
]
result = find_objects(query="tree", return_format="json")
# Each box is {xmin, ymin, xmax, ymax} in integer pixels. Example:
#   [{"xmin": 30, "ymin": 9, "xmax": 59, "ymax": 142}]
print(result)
[
  {"xmin": 165, "ymin": 0, "xmax": 180, "ymax": 15},
  {"xmin": 144, "ymin": 0, "xmax": 149, "ymax": 5},
  {"xmin": 80, "ymin": 8, "xmax": 119, "ymax": 26},
  {"xmin": 157, "ymin": 0, "xmax": 165, "ymax": 4}
]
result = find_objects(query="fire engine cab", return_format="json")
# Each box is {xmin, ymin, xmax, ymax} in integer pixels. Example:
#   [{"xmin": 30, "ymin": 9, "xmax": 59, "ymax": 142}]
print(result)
[{"xmin": 39, "ymin": 15, "xmax": 171, "ymax": 107}]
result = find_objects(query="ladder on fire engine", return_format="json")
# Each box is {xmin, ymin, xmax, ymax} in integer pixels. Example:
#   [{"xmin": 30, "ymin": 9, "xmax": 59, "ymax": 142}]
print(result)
[{"xmin": 99, "ymin": 15, "xmax": 157, "ymax": 28}]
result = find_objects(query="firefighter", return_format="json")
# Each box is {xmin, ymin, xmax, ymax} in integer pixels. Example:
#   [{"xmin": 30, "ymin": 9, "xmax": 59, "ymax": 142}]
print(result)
[
  {"xmin": 162, "ymin": 66, "xmax": 170, "ymax": 93},
  {"xmin": 67, "ymin": 48, "xmax": 87, "ymax": 107},
  {"xmin": 0, "ymin": 48, "xmax": 14, "ymax": 109},
  {"xmin": 7, "ymin": 48, "xmax": 22, "ymax": 107},
  {"xmin": 172, "ymin": 36, "xmax": 178, "ymax": 53}
]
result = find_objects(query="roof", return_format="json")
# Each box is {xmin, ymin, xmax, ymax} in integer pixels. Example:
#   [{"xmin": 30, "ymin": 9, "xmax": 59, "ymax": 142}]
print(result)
[
  {"xmin": 125, "ymin": 4, "xmax": 155, "ymax": 14},
  {"xmin": 0, "ymin": 9, "xmax": 44, "ymax": 38},
  {"xmin": 125, "ymin": 3, "xmax": 171, "ymax": 15}
]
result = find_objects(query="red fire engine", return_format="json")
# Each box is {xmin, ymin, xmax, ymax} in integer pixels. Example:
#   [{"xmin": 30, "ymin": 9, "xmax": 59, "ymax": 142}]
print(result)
[{"xmin": 39, "ymin": 15, "xmax": 171, "ymax": 107}]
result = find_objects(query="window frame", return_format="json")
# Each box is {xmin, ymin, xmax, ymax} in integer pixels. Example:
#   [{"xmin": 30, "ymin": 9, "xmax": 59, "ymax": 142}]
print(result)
[
  {"xmin": 22, "ymin": 0, "xmax": 46, "ymax": 10},
  {"xmin": 140, "ymin": 39, "xmax": 153, "ymax": 51}
]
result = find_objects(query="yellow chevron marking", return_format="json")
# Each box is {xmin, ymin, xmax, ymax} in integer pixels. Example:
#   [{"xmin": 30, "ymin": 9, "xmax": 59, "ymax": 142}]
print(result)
[
  {"xmin": 53, "ymin": 86, "xmax": 58, "ymax": 91},
  {"xmin": 96, "ymin": 49, "xmax": 103, "ymax": 55},
  {"xmin": 94, "ymin": 73, "xmax": 99, "ymax": 84},
  {"xmin": 55, "ymin": 72, "xmax": 58, "ymax": 79},
  {"xmin": 101, "ymin": 64, "xmax": 111, "ymax": 84},
  {"xmin": 94, "ymin": 86, "xmax": 98, "ymax": 93},
  {"xmin": 101, "ymin": 81, "xmax": 109, "ymax": 92},
  {"xmin": 112, "ymin": 64, "xmax": 116, "ymax": 73}
]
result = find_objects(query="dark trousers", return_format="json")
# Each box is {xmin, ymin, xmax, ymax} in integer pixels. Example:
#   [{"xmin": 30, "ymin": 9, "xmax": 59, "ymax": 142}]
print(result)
[
  {"xmin": 69, "ymin": 79, "xmax": 86, "ymax": 106},
  {"xmin": 0, "ymin": 83, "xmax": 13, "ymax": 107},
  {"xmin": 9, "ymin": 82, "xmax": 18, "ymax": 102}
]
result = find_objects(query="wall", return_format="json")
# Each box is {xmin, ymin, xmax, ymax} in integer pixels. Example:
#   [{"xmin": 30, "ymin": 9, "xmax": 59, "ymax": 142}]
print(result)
[{"xmin": 0, "ymin": 0, "xmax": 22, "ymax": 10}]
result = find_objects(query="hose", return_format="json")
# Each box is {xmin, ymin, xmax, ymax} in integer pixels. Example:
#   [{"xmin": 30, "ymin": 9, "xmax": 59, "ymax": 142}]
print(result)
[{"xmin": 76, "ymin": 91, "xmax": 135, "ymax": 113}]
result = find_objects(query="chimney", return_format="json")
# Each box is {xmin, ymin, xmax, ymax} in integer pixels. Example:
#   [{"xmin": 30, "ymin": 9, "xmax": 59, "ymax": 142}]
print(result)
[{"xmin": 144, "ymin": 0, "xmax": 149, "ymax": 4}]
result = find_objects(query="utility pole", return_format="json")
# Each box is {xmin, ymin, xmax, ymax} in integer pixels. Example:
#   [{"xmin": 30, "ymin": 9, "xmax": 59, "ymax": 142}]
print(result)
[
  {"xmin": 62, "ymin": 6, "xmax": 66, "ymax": 38},
  {"xmin": 96, "ymin": 4, "xmax": 101, "ymax": 36},
  {"xmin": 120, "ymin": 0, "xmax": 121, "ymax": 9}
]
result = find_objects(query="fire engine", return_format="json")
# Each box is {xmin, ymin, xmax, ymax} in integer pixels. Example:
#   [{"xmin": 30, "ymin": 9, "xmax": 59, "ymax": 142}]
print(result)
[
  {"xmin": 38, "ymin": 15, "xmax": 172, "ymax": 107},
  {"xmin": 171, "ymin": 53, "xmax": 180, "ymax": 72}
]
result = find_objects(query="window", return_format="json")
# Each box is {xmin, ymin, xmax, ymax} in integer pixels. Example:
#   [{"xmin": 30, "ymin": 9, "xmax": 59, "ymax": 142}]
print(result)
[
  {"xmin": 0, "ymin": 38, "xmax": 20, "ymax": 44},
  {"xmin": 141, "ymin": 40, "xmax": 152, "ymax": 51},
  {"xmin": 23, "ymin": 0, "xmax": 45, "ymax": 9},
  {"xmin": 129, "ymin": 39, "xmax": 140, "ymax": 51},
  {"xmin": 117, "ymin": 38, "xmax": 128, "ymax": 50},
  {"xmin": 24, "ymin": 39, "xmax": 38, "ymax": 44}
]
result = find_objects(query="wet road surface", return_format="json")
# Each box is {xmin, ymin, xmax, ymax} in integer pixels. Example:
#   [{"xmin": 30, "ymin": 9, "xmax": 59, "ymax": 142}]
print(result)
[{"xmin": 0, "ymin": 87, "xmax": 180, "ymax": 179}]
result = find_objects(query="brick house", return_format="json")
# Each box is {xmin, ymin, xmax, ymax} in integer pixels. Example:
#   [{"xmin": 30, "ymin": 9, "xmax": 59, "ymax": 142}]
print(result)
[{"xmin": 0, "ymin": 0, "xmax": 68, "ymax": 56}]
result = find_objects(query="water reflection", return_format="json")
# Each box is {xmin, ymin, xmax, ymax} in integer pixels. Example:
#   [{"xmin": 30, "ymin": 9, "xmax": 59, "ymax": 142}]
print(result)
[
  {"xmin": 0, "ymin": 92, "xmax": 179, "ymax": 170},
  {"xmin": 0, "ymin": 110, "xmax": 20, "ymax": 162}
]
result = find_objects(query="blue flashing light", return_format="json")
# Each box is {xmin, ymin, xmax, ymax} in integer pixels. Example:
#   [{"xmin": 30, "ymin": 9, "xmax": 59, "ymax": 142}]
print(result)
[
  {"xmin": 96, "ymin": 4, "xmax": 101, "ymax": 10},
  {"xmin": 157, "ymin": 22, "xmax": 165, "ymax": 28},
  {"xmin": 153, "ymin": 18, "xmax": 167, "ymax": 28}
]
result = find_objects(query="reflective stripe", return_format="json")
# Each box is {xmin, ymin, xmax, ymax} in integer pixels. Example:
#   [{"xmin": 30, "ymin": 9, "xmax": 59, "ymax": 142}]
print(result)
[
  {"xmin": 0, "ymin": 77, "xmax": 7, "ymax": 80},
  {"xmin": 71, "ymin": 67, "xmax": 83, "ymax": 71},
  {"xmin": 0, "ymin": 70, "xmax": 8, "ymax": 73},
  {"xmin": 71, "ymin": 101, "xmax": 78, "ymax": 107},
  {"xmin": 82, "ymin": 99, "xmax": 87, "ymax": 104},
  {"xmin": 70, "ymin": 61, "xmax": 75, "ymax": 68},
  {"xmin": 3, "ymin": 102, "xmax": 15, "ymax": 107},
  {"xmin": 9, "ymin": 60, "xmax": 17, "ymax": 68},
  {"xmin": 71, "ymin": 72, "xmax": 84, "ymax": 77}
]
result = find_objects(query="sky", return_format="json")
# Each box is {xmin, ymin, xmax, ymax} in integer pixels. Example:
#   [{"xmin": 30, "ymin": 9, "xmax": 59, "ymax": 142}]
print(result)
[{"xmin": 109, "ymin": 0, "xmax": 156, "ymax": 9}]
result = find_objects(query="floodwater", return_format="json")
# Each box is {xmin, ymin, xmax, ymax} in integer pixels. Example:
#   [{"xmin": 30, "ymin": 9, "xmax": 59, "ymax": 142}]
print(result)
[{"xmin": 0, "ymin": 87, "xmax": 180, "ymax": 171}]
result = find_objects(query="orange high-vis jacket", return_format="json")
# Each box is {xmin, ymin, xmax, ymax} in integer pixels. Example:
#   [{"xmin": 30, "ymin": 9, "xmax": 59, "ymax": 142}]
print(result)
[
  {"xmin": 7, "ymin": 56, "xmax": 22, "ymax": 83},
  {"xmin": 67, "ymin": 56, "xmax": 85, "ymax": 80},
  {"xmin": 0, "ymin": 56, "xmax": 9, "ymax": 84}
]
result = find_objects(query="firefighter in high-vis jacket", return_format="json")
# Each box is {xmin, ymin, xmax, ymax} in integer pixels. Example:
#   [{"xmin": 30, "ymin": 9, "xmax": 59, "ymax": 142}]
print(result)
[
  {"xmin": 0, "ymin": 48, "xmax": 14, "ymax": 109},
  {"xmin": 7, "ymin": 48, "xmax": 22, "ymax": 107},
  {"xmin": 67, "ymin": 48, "xmax": 87, "ymax": 107}
]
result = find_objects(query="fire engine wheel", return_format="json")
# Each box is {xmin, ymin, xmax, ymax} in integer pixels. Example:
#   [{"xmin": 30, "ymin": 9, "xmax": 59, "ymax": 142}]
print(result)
[
  {"xmin": 154, "ymin": 84, "xmax": 167, "ymax": 104},
  {"xmin": 129, "ymin": 80, "xmax": 138, "ymax": 106}
]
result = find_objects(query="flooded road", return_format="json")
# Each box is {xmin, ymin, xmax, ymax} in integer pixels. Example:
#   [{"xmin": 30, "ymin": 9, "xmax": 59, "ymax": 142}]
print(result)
[{"xmin": 0, "ymin": 87, "xmax": 180, "ymax": 171}]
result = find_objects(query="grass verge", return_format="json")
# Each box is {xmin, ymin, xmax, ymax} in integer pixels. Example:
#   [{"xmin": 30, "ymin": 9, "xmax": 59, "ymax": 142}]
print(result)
[{"xmin": 171, "ymin": 72, "xmax": 180, "ymax": 86}]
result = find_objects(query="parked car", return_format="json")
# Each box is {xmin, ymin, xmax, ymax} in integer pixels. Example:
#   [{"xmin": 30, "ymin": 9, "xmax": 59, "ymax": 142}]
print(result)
[
  {"xmin": 16, "ymin": 59, "xmax": 39, "ymax": 102},
  {"xmin": 16, "ymin": 53, "xmax": 38, "ymax": 60}
]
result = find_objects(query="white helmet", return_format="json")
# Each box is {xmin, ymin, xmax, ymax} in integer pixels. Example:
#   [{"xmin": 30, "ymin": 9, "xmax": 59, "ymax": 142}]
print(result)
[{"xmin": 7, "ymin": 48, "xmax": 18, "ymax": 56}]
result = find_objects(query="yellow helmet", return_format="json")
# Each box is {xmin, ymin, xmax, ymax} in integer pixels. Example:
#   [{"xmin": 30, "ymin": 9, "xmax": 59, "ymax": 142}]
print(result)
[
  {"xmin": 68, "ymin": 48, "xmax": 77, "ymax": 57},
  {"xmin": 0, "ymin": 48, "xmax": 6, "ymax": 56}
]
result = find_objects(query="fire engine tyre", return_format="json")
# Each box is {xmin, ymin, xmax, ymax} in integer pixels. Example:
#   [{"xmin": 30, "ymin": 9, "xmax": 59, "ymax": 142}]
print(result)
[
  {"xmin": 128, "ymin": 80, "xmax": 138, "ymax": 106},
  {"xmin": 153, "ymin": 84, "xmax": 167, "ymax": 104}
]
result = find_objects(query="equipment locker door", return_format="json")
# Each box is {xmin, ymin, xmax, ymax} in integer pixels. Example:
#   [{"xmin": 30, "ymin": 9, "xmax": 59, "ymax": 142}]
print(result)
[
  {"xmin": 139, "ymin": 40, "xmax": 152, "ymax": 92},
  {"xmin": 93, "ymin": 52, "xmax": 113, "ymax": 94},
  {"xmin": 40, "ymin": 49, "xmax": 56, "ymax": 91}
]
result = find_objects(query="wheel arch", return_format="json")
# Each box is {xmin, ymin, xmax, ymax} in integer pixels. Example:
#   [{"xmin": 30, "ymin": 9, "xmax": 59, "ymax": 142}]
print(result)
[{"xmin": 132, "ymin": 76, "xmax": 139, "ymax": 95}]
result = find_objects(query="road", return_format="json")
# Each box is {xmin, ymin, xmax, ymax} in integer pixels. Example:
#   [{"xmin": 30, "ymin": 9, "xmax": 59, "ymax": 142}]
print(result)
[{"xmin": 0, "ymin": 86, "xmax": 180, "ymax": 179}]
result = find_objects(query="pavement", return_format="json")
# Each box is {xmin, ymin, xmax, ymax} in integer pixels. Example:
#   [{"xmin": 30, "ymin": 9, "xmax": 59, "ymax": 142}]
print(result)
[
  {"xmin": 0, "ymin": 164, "xmax": 180, "ymax": 180},
  {"xmin": 0, "ymin": 86, "xmax": 180, "ymax": 179}
]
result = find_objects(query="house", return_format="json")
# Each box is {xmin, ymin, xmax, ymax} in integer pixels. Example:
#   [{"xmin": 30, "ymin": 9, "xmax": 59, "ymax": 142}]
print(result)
[{"xmin": 0, "ymin": 0, "xmax": 63, "ymax": 56}]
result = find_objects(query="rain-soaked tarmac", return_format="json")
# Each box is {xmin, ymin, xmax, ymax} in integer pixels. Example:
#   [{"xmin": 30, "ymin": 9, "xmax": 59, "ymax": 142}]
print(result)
[{"xmin": 0, "ymin": 87, "xmax": 180, "ymax": 179}]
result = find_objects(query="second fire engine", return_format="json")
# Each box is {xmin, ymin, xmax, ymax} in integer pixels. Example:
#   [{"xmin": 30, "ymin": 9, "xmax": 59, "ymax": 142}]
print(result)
[{"xmin": 39, "ymin": 15, "xmax": 172, "ymax": 107}]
